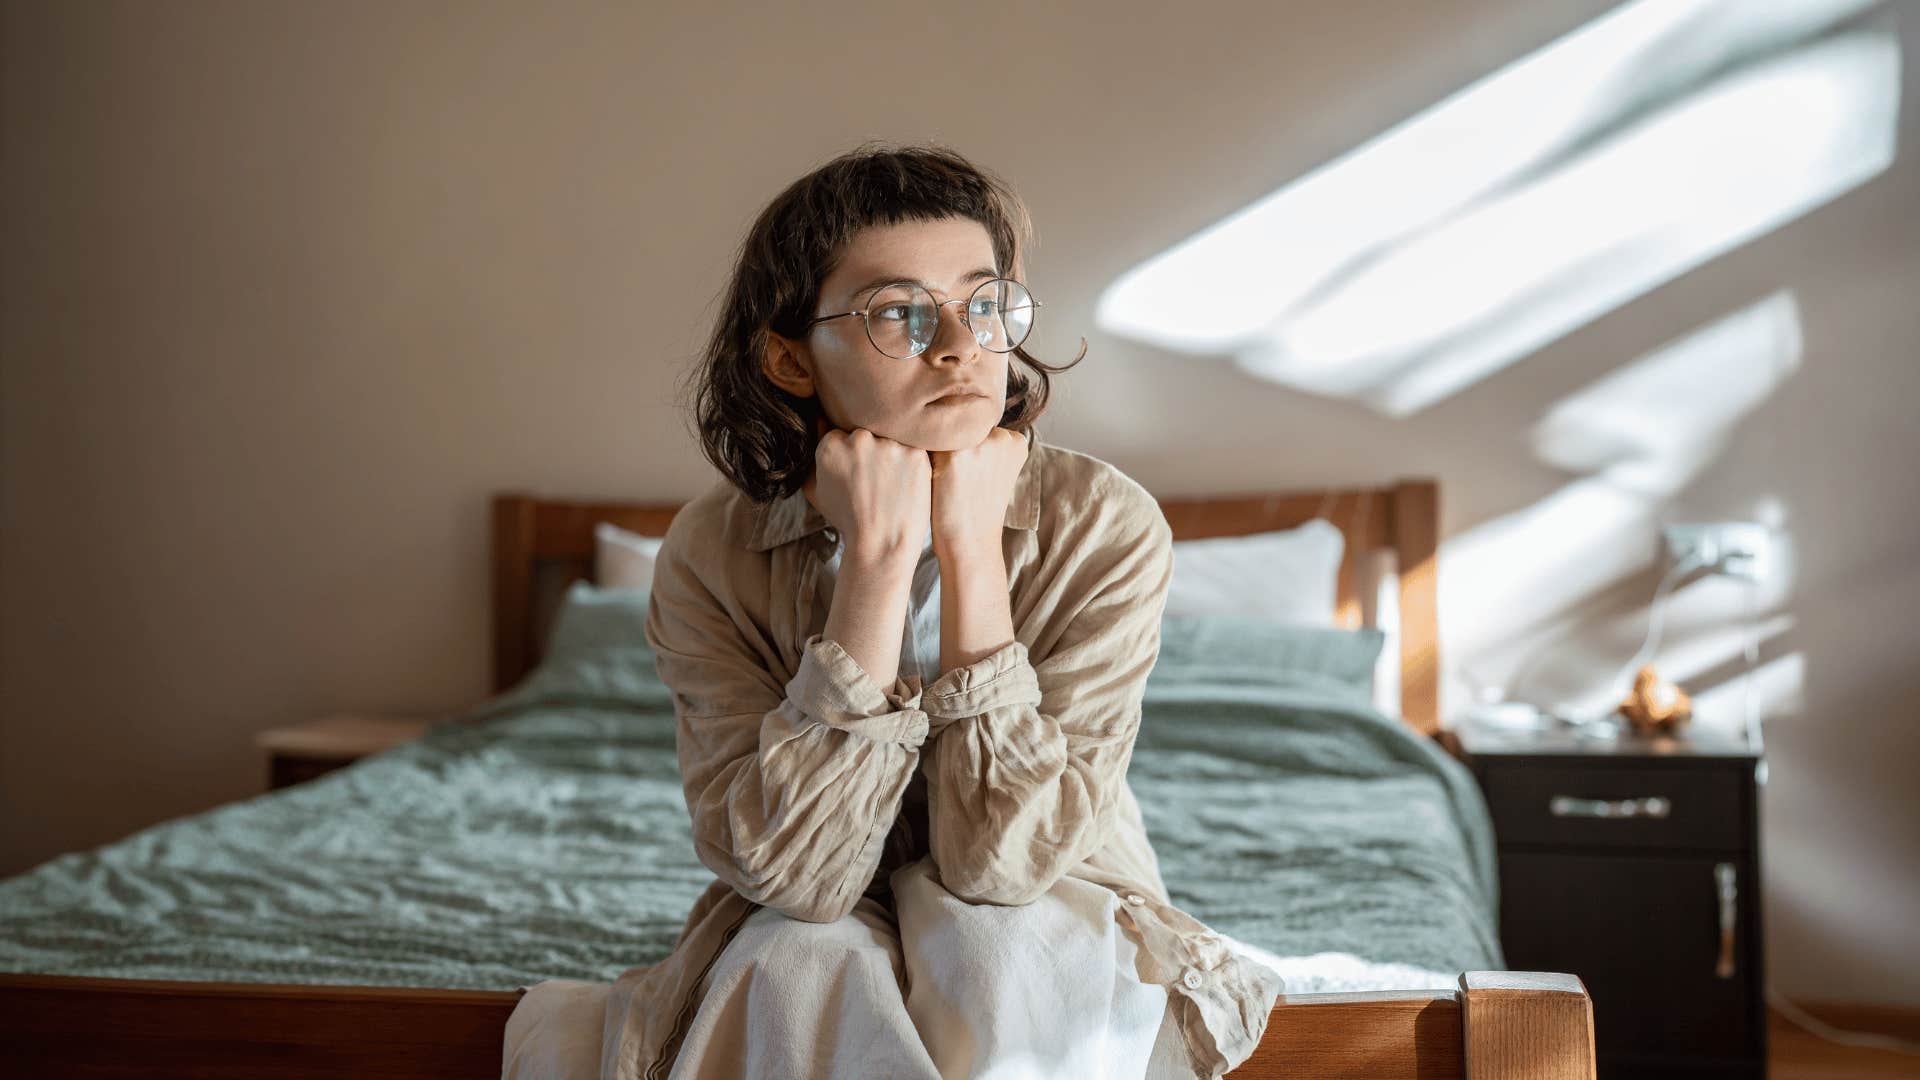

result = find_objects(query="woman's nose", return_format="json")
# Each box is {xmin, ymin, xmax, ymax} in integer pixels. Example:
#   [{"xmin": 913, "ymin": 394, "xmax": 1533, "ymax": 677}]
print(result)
[{"xmin": 927, "ymin": 300, "xmax": 983, "ymax": 362}]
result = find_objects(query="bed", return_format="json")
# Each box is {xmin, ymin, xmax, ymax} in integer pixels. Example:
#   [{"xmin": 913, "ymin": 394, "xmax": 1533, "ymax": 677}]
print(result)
[{"xmin": 0, "ymin": 477, "xmax": 1595, "ymax": 1078}]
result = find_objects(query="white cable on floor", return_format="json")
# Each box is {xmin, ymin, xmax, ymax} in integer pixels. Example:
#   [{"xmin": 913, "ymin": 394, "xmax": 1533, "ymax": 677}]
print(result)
[{"xmin": 1766, "ymin": 984, "xmax": 1920, "ymax": 1055}]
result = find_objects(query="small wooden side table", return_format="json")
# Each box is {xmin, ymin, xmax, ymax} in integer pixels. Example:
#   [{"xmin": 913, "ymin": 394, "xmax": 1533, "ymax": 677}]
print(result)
[{"xmin": 254, "ymin": 713, "xmax": 438, "ymax": 791}]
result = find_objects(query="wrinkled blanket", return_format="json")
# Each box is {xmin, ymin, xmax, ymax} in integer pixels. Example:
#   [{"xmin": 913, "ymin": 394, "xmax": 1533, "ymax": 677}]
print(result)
[{"xmin": 0, "ymin": 631, "xmax": 1501, "ymax": 990}]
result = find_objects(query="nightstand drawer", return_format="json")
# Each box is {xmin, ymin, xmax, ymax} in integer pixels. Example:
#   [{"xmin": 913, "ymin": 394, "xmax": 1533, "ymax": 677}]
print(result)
[{"xmin": 1482, "ymin": 762, "xmax": 1747, "ymax": 852}]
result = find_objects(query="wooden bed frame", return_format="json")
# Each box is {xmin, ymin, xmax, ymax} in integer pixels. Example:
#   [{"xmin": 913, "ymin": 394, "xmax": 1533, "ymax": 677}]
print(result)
[{"xmin": 0, "ymin": 477, "xmax": 1595, "ymax": 1078}]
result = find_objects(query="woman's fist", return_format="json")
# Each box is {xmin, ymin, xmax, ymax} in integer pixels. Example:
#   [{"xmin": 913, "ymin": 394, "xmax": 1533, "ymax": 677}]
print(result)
[
  {"xmin": 802, "ymin": 418, "xmax": 932, "ymax": 567},
  {"xmin": 929, "ymin": 426, "xmax": 1030, "ymax": 554}
]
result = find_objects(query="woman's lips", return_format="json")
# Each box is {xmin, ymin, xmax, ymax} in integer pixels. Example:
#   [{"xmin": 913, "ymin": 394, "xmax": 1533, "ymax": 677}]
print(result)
[{"xmin": 928, "ymin": 391, "xmax": 986, "ymax": 405}]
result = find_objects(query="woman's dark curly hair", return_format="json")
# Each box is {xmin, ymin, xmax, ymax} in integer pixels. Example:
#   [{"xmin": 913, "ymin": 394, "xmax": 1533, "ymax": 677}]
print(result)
[{"xmin": 686, "ymin": 139, "xmax": 1087, "ymax": 504}]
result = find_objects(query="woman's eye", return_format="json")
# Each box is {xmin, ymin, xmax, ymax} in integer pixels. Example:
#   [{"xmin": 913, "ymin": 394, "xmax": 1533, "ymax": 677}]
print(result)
[
  {"xmin": 971, "ymin": 300, "xmax": 1000, "ymax": 316},
  {"xmin": 875, "ymin": 304, "xmax": 911, "ymax": 321}
]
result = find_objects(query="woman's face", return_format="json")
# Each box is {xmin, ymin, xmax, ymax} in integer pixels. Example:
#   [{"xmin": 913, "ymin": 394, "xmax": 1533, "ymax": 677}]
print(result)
[{"xmin": 764, "ymin": 216, "xmax": 1012, "ymax": 452}]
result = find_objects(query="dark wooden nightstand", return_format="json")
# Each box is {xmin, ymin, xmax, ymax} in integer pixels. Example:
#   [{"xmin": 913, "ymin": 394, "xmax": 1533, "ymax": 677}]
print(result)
[
  {"xmin": 254, "ymin": 713, "xmax": 438, "ymax": 790},
  {"xmin": 1457, "ymin": 717, "xmax": 1767, "ymax": 1078}
]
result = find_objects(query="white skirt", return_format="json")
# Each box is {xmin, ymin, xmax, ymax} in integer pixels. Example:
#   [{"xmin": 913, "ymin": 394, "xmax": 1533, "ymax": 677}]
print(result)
[{"xmin": 503, "ymin": 855, "xmax": 1219, "ymax": 1079}]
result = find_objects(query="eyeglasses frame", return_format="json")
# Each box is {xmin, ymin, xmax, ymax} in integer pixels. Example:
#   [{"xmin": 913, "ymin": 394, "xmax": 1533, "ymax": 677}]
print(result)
[{"xmin": 801, "ymin": 276, "xmax": 1042, "ymax": 359}]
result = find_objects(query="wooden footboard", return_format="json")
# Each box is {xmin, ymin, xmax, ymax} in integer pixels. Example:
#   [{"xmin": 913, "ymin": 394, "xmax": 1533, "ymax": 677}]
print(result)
[
  {"xmin": 1232, "ymin": 971, "xmax": 1596, "ymax": 1079},
  {"xmin": 0, "ymin": 969, "xmax": 1593, "ymax": 1077},
  {"xmin": 0, "ymin": 973, "xmax": 519, "ymax": 1077}
]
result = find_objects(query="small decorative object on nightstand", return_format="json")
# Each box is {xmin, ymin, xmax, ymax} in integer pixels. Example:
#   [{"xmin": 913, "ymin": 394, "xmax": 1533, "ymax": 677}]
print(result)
[
  {"xmin": 1618, "ymin": 662, "xmax": 1694, "ymax": 735},
  {"xmin": 254, "ymin": 713, "xmax": 438, "ymax": 791},
  {"xmin": 1458, "ymin": 716, "xmax": 1767, "ymax": 1078}
]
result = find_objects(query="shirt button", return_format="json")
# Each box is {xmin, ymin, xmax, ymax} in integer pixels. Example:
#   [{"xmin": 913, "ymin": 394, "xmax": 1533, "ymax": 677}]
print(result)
[
  {"xmin": 1125, "ymin": 893, "xmax": 1146, "ymax": 906},
  {"xmin": 1182, "ymin": 970, "xmax": 1204, "ymax": 990}
]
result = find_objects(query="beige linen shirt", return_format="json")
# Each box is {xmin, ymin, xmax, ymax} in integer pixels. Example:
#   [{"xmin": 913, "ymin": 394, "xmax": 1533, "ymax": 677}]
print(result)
[{"xmin": 603, "ymin": 429, "xmax": 1284, "ymax": 1080}]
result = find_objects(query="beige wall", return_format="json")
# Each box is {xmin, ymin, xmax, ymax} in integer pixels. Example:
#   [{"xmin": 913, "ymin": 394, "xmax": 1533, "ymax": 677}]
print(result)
[{"xmin": 4, "ymin": 0, "xmax": 1915, "ymax": 1007}]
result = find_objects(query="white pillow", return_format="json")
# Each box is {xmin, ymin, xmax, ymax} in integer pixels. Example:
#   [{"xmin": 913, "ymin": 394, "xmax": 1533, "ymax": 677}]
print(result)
[
  {"xmin": 592, "ymin": 517, "xmax": 1341, "ymax": 621},
  {"xmin": 1162, "ymin": 518, "xmax": 1344, "ymax": 625},
  {"xmin": 594, "ymin": 521, "xmax": 665, "ymax": 592}
]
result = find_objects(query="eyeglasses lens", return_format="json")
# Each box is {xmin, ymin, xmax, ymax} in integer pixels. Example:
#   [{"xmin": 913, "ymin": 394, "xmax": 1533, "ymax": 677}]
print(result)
[{"xmin": 865, "ymin": 279, "xmax": 1036, "ymax": 359}]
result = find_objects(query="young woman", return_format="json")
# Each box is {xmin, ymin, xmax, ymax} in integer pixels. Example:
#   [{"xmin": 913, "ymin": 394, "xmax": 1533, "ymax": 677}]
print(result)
[{"xmin": 505, "ymin": 142, "xmax": 1285, "ymax": 1080}]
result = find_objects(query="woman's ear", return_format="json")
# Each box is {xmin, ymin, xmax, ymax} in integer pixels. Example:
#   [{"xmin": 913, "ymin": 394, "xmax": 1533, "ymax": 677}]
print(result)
[{"xmin": 761, "ymin": 330, "xmax": 815, "ymax": 398}]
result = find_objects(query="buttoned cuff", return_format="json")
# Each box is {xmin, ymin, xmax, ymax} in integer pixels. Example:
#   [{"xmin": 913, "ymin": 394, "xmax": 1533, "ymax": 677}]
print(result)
[
  {"xmin": 786, "ymin": 632, "xmax": 930, "ymax": 747},
  {"xmin": 921, "ymin": 638, "xmax": 1044, "ymax": 722},
  {"xmin": 1116, "ymin": 891, "xmax": 1286, "ymax": 1077}
]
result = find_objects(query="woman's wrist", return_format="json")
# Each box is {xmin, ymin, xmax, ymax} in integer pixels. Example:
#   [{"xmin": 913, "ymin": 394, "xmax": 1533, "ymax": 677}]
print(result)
[
  {"xmin": 825, "ymin": 548, "xmax": 919, "ymax": 692},
  {"xmin": 842, "ymin": 542, "xmax": 922, "ymax": 582},
  {"xmin": 936, "ymin": 534, "xmax": 1014, "ymax": 677},
  {"xmin": 931, "ymin": 529, "xmax": 1001, "ymax": 570}
]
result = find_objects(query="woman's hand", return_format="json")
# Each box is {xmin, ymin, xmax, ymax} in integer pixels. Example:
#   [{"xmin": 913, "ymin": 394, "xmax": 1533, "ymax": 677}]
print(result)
[
  {"xmin": 802, "ymin": 415, "xmax": 932, "ymax": 568},
  {"xmin": 929, "ymin": 426, "xmax": 1030, "ymax": 557}
]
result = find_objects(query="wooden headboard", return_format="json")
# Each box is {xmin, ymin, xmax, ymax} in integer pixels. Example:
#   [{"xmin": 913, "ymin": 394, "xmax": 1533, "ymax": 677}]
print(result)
[{"xmin": 491, "ymin": 477, "xmax": 1440, "ymax": 735}]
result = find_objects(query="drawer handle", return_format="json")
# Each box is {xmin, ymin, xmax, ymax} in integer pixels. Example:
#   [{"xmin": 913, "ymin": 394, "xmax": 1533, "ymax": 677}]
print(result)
[
  {"xmin": 1715, "ymin": 861, "xmax": 1738, "ymax": 979},
  {"xmin": 1548, "ymin": 794, "xmax": 1672, "ymax": 819}
]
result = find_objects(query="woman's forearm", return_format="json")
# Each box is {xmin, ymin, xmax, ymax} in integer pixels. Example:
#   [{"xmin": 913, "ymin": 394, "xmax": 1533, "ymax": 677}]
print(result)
[
  {"xmin": 936, "ymin": 537, "xmax": 1016, "ymax": 677},
  {"xmin": 823, "ymin": 550, "xmax": 919, "ymax": 688},
  {"xmin": 919, "ymin": 509, "xmax": 1175, "ymax": 906}
]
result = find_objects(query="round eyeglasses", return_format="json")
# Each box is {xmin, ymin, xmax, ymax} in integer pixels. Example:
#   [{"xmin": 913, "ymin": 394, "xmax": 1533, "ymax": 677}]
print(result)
[{"xmin": 804, "ymin": 277, "xmax": 1040, "ymax": 360}]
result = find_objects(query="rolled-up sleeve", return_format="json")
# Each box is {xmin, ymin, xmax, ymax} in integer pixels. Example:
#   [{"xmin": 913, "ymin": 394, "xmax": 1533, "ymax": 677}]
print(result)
[
  {"xmin": 646, "ymin": 530, "xmax": 929, "ymax": 925},
  {"xmin": 920, "ymin": 493, "xmax": 1175, "ymax": 906}
]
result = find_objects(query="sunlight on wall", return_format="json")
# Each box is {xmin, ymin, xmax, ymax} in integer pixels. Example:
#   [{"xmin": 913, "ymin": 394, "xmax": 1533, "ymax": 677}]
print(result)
[
  {"xmin": 1532, "ymin": 292, "xmax": 1803, "ymax": 497},
  {"xmin": 1244, "ymin": 29, "xmax": 1896, "ymax": 416},
  {"xmin": 1441, "ymin": 294, "xmax": 1805, "ymax": 718},
  {"xmin": 1096, "ymin": 0, "xmax": 1898, "ymax": 417},
  {"xmin": 1443, "ymin": 478, "xmax": 1658, "ymax": 674},
  {"xmin": 1686, "ymin": 623, "xmax": 1802, "ymax": 715},
  {"xmin": 1095, "ymin": 0, "xmax": 1885, "ymax": 732}
]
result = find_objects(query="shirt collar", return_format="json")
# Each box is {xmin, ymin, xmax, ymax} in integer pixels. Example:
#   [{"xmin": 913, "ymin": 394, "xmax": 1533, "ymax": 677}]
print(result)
[{"xmin": 747, "ymin": 427, "xmax": 1042, "ymax": 552}]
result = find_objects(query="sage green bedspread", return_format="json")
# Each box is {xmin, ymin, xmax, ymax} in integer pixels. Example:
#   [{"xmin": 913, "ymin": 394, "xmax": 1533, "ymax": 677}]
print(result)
[{"xmin": 0, "ymin": 612, "xmax": 1502, "ymax": 989}]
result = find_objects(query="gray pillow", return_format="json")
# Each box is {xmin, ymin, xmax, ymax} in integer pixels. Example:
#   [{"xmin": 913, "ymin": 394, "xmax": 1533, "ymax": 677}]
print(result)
[
  {"xmin": 470, "ymin": 582, "xmax": 660, "ymax": 720},
  {"xmin": 544, "ymin": 580, "xmax": 653, "ymax": 663},
  {"xmin": 1150, "ymin": 612, "xmax": 1385, "ymax": 700},
  {"xmin": 518, "ymin": 586, "xmax": 1385, "ymax": 711}
]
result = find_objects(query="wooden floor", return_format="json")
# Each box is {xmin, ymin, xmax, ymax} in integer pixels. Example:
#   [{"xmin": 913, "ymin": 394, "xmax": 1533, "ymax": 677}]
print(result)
[{"xmin": 1770, "ymin": 1004, "xmax": 1920, "ymax": 1079}]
